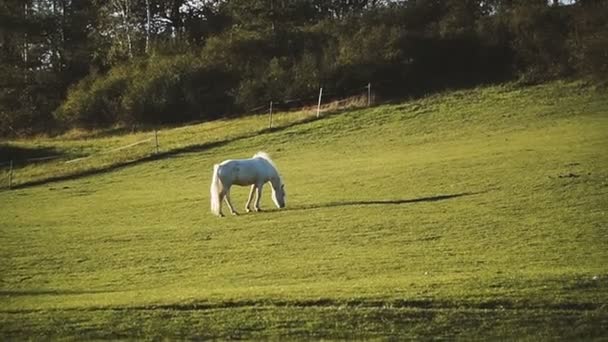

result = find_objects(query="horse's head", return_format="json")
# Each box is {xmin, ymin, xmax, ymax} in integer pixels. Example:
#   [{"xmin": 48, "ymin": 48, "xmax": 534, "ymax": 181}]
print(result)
[{"xmin": 272, "ymin": 183, "xmax": 286, "ymax": 209}]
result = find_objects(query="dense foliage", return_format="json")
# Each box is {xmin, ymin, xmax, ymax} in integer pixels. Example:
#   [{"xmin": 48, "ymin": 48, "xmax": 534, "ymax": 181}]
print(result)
[{"xmin": 1, "ymin": 0, "xmax": 606, "ymax": 135}]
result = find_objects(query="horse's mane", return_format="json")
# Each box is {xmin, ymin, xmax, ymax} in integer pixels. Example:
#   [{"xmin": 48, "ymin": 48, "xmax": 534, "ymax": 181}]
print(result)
[{"xmin": 253, "ymin": 151, "xmax": 283, "ymax": 183}]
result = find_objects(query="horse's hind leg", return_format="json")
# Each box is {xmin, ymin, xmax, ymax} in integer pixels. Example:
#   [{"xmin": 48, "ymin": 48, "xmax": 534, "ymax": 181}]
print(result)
[
  {"xmin": 254, "ymin": 184, "xmax": 263, "ymax": 212},
  {"xmin": 224, "ymin": 190, "xmax": 238, "ymax": 216},
  {"xmin": 216, "ymin": 190, "xmax": 226, "ymax": 217},
  {"xmin": 245, "ymin": 185, "xmax": 256, "ymax": 213}
]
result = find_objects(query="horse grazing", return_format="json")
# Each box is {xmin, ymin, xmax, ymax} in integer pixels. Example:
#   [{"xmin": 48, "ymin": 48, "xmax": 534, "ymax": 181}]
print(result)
[{"xmin": 210, "ymin": 152, "xmax": 286, "ymax": 217}]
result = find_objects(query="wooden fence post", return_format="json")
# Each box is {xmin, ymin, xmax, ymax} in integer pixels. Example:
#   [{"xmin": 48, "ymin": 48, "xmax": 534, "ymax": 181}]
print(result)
[
  {"xmin": 269, "ymin": 101, "xmax": 273, "ymax": 129},
  {"xmin": 154, "ymin": 129, "xmax": 159, "ymax": 154},
  {"xmin": 8, "ymin": 160, "xmax": 13, "ymax": 189},
  {"xmin": 317, "ymin": 87, "xmax": 323, "ymax": 118}
]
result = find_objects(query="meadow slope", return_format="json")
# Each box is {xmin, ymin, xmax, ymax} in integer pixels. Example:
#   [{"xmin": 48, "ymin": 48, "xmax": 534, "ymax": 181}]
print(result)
[{"xmin": 1, "ymin": 82, "xmax": 607, "ymax": 339}]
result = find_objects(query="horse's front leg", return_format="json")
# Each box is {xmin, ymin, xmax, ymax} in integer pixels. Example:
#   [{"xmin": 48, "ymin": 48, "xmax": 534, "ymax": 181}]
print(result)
[
  {"xmin": 245, "ymin": 185, "xmax": 256, "ymax": 213},
  {"xmin": 254, "ymin": 184, "xmax": 263, "ymax": 212},
  {"xmin": 223, "ymin": 189, "xmax": 239, "ymax": 216}
]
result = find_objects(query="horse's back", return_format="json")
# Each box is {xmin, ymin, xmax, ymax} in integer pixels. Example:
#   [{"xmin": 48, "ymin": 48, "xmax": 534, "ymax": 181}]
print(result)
[{"xmin": 218, "ymin": 158, "xmax": 267, "ymax": 186}]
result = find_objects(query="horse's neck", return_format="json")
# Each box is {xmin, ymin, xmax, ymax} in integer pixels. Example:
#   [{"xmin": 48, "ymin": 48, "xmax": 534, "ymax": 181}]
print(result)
[
  {"xmin": 269, "ymin": 176, "xmax": 280, "ymax": 189},
  {"xmin": 255, "ymin": 158, "xmax": 281, "ymax": 188},
  {"xmin": 266, "ymin": 167, "xmax": 281, "ymax": 189}
]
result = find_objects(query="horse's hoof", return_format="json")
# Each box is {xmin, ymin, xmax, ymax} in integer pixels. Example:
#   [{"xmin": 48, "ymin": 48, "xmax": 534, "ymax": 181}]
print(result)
[
  {"xmin": 231, "ymin": 211, "xmax": 239, "ymax": 216},
  {"xmin": 255, "ymin": 208, "xmax": 262, "ymax": 212},
  {"xmin": 245, "ymin": 208, "xmax": 251, "ymax": 213}
]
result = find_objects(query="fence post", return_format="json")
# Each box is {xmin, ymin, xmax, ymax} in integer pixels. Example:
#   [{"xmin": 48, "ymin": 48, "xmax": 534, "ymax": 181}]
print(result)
[
  {"xmin": 316, "ymin": 87, "xmax": 323, "ymax": 118},
  {"xmin": 269, "ymin": 101, "xmax": 273, "ymax": 129},
  {"xmin": 154, "ymin": 129, "xmax": 159, "ymax": 154},
  {"xmin": 8, "ymin": 160, "xmax": 13, "ymax": 189},
  {"xmin": 367, "ymin": 82, "xmax": 372, "ymax": 107}
]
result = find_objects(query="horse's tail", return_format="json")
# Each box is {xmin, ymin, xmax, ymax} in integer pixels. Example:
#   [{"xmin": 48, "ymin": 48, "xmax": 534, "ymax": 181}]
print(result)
[{"xmin": 210, "ymin": 164, "xmax": 223, "ymax": 216}]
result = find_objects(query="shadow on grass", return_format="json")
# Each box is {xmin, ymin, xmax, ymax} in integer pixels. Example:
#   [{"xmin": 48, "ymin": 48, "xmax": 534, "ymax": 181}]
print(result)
[
  {"xmin": 0, "ymin": 144, "xmax": 64, "ymax": 165},
  {"xmin": 284, "ymin": 192, "xmax": 482, "ymax": 212},
  {"xmin": 89, "ymin": 297, "xmax": 602, "ymax": 313}
]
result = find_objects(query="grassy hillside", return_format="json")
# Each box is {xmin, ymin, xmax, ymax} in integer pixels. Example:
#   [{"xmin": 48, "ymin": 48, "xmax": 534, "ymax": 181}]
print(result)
[{"xmin": 1, "ymin": 81, "xmax": 607, "ymax": 339}]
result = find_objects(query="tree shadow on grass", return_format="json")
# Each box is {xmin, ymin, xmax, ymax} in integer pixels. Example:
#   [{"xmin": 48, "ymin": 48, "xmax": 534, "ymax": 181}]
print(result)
[
  {"xmin": 0, "ymin": 144, "xmax": 64, "ymax": 165},
  {"xmin": 283, "ymin": 191, "xmax": 483, "ymax": 212}
]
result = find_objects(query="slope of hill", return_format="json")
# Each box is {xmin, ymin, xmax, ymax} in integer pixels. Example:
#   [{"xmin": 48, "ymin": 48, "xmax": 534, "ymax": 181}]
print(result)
[{"xmin": 1, "ymin": 81, "xmax": 607, "ymax": 339}]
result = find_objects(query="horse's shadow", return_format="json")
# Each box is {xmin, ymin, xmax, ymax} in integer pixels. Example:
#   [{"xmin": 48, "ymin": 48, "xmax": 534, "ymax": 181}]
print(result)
[{"xmin": 282, "ymin": 191, "xmax": 481, "ymax": 212}]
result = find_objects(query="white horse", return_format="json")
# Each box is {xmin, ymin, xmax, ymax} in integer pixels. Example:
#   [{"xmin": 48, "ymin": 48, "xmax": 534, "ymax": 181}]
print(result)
[{"xmin": 210, "ymin": 152, "xmax": 286, "ymax": 217}]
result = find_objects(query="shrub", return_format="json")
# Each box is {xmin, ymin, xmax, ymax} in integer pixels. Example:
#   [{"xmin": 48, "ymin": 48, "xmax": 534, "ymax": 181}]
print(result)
[
  {"xmin": 121, "ymin": 54, "xmax": 237, "ymax": 125},
  {"xmin": 56, "ymin": 55, "xmax": 238, "ymax": 128},
  {"xmin": 569, "ymin": 2, "xmax": 608, "ymax": 80},
  {"xmin": 54, "ymin": 66, "xmax": 132, "ymax": 128}
]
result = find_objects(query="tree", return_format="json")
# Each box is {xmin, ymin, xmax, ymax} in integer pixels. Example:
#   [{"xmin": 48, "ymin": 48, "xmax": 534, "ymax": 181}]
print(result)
[{"xmin": 569, "ymin": 0, "xmax": 608, "ymax": 79}]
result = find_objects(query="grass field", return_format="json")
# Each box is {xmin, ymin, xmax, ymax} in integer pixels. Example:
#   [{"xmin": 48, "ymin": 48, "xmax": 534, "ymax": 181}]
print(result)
[{"xmin": 1, "ymin": 81, "xmax": 607, "ymax": 339}]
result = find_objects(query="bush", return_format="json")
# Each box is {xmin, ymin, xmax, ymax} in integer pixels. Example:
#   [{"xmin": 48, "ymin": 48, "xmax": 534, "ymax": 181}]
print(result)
[
  {"xmin": 55, "ymin": 55, "xmax": 238, "ymax": 129},
  {"xmin": 507, "ymin": 4, "xmax": 573, "ymax": 82},
  {"xmin": 569, "ymin": 2, "xmax": 608, "ymax": 80},
  {"xmin": 54, "ymin": 66, "xmax": 132, "ymax": 128},
  {"xmin": 121, "ymin": 54, "xmax": 237, "ymax": 125}
]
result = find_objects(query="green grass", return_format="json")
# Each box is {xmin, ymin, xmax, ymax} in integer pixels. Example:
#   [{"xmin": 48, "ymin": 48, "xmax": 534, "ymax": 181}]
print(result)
[{"xmin": 1, "ymin": 81, "xmax": 607, "ymax": 339}]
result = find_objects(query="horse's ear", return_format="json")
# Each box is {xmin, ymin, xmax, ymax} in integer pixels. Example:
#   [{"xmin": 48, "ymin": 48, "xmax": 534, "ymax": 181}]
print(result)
[{"xmin": 281, "ymin": 184, "xmax": 284, "ymax": 189}]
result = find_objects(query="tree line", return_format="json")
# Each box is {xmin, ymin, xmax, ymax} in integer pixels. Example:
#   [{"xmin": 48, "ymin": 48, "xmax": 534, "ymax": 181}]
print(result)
[{"xmin": 1, "ymin": 0, "xmax": 606, "ymax": 136}]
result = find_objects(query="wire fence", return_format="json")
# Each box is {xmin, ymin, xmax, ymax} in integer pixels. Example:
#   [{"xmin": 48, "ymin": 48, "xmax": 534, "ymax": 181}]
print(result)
[{"xmin": 1, "ymin": 83, "xmax": 375, "ymax": 190}]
